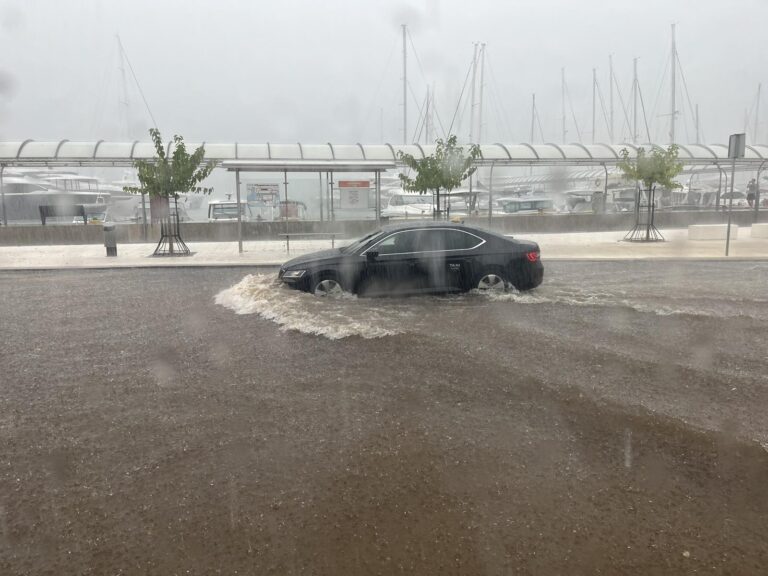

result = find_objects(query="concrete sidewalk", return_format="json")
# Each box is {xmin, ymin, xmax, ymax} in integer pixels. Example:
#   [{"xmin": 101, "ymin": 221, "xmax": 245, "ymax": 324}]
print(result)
[{"xmin": 0, "ymin": 228, "xmax": 766, "ymax": 270}]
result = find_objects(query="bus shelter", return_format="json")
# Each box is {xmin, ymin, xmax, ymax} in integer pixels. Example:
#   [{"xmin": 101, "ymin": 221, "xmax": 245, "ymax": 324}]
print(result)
[
  {"xmin": 2, "ymin": 139, "xmax": 768, "ymax": 235},
  {"xmin": 219, "ymin": 160, "xmax": 395, "ymax": 253}
]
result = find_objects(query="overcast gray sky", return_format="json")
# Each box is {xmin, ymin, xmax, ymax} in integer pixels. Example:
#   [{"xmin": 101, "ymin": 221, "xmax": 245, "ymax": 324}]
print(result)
[{"xmin": 1, "ymin": 0, "xmax": 767, "ymax": 146}]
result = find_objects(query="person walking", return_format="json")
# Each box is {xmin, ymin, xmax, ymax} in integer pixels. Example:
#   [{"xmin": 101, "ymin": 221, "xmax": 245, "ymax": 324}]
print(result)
[{"xmin": 747, "ymin": 178, "xmax": 756, "ymax": 208}]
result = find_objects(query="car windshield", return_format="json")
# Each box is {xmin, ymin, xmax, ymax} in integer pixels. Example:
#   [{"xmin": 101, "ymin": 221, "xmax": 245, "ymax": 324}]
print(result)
[
  {"xmin": 340, "ymin": 229, "xmax": 381, "ymax": 253},
  {"xmin": 4, "ymin": 3, "xmax": 768, "ymax": 575}
]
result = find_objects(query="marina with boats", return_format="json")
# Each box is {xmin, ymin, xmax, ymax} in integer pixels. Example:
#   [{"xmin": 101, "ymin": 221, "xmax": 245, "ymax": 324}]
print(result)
[{"xmin": 0, "ymin": 24, "xmax": 766, "ymax": 235}]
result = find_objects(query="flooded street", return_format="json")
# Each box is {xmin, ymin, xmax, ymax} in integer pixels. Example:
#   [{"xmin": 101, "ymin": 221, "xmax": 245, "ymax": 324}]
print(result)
[{"xmin": 1, "ymin": 262, "xmax": 767, "ymax": 574}]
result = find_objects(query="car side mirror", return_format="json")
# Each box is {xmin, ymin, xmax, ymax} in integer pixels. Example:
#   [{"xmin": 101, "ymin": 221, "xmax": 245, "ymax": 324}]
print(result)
[{"xmin": 366, "ymin": 251, "xmax": 379, "ymax": 261}]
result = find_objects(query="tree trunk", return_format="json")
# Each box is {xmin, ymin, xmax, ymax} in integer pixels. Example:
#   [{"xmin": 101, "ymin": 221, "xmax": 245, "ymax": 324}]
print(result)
[
  {"xmin": 645, "ymin": 185, "xmax": 655, "ymax": 242},
  {"xmin": 149, "ymin": 195, "xmax": 170, "ymax": 224}
]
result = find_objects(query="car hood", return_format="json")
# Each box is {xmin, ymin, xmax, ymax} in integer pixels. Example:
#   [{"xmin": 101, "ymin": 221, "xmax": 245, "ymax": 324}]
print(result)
[{"xmin": 282, "ymin": 247, "xmax": 349, "ymax": 269}]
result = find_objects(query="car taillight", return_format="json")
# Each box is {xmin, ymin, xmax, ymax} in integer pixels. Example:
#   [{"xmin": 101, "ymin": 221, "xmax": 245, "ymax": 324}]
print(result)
[{"xmin": 526, "ymin": 251, "xmax": 539, "ymax": 263}]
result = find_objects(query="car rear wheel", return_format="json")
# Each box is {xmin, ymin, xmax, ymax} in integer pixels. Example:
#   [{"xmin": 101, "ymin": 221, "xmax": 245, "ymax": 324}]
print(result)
[
  {"xmin": 312, "ymin": 274, "xmax": 344, "ymax": 297},
  {"xmin": 475, "ymin": 268, "xmax": 509, "ymax": 293}
]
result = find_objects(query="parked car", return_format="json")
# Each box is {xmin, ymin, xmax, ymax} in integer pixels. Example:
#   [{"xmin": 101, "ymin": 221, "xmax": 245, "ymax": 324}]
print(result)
[
  {"xmin": 207, "ymin": 201, "xmax": 254, "ymax": 222},
  {"xmin": 496, "ymin": 196, "xmax": 555, "ymax": 214},
  {"xmin": 278, "ymin": 222, "xmax": 543, "ymax": 296}
]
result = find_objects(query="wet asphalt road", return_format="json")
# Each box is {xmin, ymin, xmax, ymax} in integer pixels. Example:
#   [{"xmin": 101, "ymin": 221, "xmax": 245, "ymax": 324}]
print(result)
[{"xmin": 1, "ymin": 261, "xmax": 767, "ymax": 575}]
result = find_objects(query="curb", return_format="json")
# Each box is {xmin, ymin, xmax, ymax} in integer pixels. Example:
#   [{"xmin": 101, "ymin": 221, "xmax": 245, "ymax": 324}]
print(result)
[
  {"xmin": 0, "ymin": 263, "xmax": 283, "ymax": 272},
  {"xmin": 2, "ymin": 257, "xmax": 768, "ymax": 273}
]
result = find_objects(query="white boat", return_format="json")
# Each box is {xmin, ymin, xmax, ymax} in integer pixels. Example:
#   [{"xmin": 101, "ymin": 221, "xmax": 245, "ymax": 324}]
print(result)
[
  {"xmin": 1, "ymin": 171, "xmax": 112, "ymax": 224},
  {"xmin": 381, "ymin": 190, "xmax": 434, "ymax": 218}
]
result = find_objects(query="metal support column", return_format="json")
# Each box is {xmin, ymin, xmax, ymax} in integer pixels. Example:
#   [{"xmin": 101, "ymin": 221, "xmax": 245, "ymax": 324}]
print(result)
[
  {"xmin": 141, "ymin": 192, "xmax": 148, "ymax": 241},
  {"xmin": 0, "ymin": 165, "xmax": 6, "ymax": 226},
  {"xmin": 235, "ymin": 169, "xmax": 243, "ymax": 253},
  {"xmin": 329, "ymin": 172, "xmax": 335, "ymax": 221},
  {"xmin": 375, "ymin": 171, "xmax": 381, "ymax": 224},
  {"xmin": 487, "ymin": 161, "xmax": 496, "ymax": 229},
  {"xmin": 687, "ymin": 169, "xmax": 697, "ymax": 205},
  {"xmin": 283, "ymin": 170, "xmax": 289, "ymax": 222},
  {"xmin": 318, "ymin": 172, "xmax": 324, "ymax": 222},
  {"xmin": 725, "ymin": 157, "xmax": 737, "ymax": 256},
  {"xmin": 755, "ymin": 161, "xmax": 766, "ymax": 222},
  {"xmin": 715, "ymin": 166, "xmax": 724, "ymax": 212},
  {"xmin": 283, "ymin": 170, "xmax": 290, "ymax": 246}
]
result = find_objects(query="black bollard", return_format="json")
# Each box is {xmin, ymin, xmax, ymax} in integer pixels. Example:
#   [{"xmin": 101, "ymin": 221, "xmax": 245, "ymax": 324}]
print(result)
[{"xmin": 103, "ymin": 223, "xmax": 117, "ymax": 257}]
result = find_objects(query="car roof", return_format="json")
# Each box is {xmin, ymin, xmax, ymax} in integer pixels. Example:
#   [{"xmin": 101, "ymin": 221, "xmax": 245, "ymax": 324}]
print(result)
[{"xmin": 379, "ymin": 220, "xmax": 492, "ymax": 236}]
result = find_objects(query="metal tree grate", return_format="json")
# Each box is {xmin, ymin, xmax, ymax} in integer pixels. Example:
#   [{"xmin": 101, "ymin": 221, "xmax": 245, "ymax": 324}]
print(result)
[
  {"xmin": 624, "ymin": 185, "xmax": 665, "ymax": 243},
  {"xmin": 153, "ymin": 199, "xmax": 191, "ymax": 256}
]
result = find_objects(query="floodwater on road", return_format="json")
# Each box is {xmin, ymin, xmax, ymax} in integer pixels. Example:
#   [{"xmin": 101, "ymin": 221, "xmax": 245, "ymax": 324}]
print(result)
[
  {"xmin": 217, "ymin": 260, "xmax": 768, "ymax": 340},
  {"xmin": 1, "ymin": 261, "xmax": 767, "ymax": 575}
]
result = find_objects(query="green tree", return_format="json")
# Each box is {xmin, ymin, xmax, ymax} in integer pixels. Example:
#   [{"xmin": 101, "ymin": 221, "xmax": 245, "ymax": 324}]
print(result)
[
  {"xmin": 618, "ymin": 145, "xmax": 683, "ymax": 191},
  {"xmin": 398, "ymin": 135, "xmax": 482, "ymax": 218},
  {"xmin": 618, "ymin": 145, "xmax": 683, "ymax": 242},
  {"xmin": 124, "ymin": 128, "xmax": 216, "ymax": 221}
]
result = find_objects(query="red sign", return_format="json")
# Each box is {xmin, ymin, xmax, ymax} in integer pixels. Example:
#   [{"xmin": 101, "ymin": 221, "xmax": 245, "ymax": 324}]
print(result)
[{"xmin": 339, "ymin": 180, "xmax": 371, "ymax": 188}]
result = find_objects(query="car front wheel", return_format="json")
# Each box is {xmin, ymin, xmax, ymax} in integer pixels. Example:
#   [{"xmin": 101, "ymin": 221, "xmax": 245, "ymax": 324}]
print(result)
[{"xmin": 312, "ymin": 274, "xmax": 344, "ymax": 297}]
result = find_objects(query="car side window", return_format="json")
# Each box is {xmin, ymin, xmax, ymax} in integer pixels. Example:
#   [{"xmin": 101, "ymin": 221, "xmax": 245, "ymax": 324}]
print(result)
[
  {"xmin": 369, "ymin": 229, "xmax": 482, "ymax": 255},
  {"xmin": 414, "ymin": 230, "xmax": 482, "ymax": 252},
  {"xmin": 413, "ymin": 230, "xmax": 445, "ymax": 252},
  {"xmin": 374, "ymin": 231, "xmax": 418, "ymax": 255},
  {"xmin": 444, "ymin": 230, "xmax": 482, "ymax": 250}
]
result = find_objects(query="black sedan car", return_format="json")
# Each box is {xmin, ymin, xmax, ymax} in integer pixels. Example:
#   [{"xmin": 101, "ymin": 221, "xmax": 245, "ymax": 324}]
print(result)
[{"xmin": 278, "ymin": 222, "xmax": 543, "ymax": 297}]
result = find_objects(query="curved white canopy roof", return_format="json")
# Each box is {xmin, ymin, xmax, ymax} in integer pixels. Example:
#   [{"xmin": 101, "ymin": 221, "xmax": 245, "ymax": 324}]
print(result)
[{"xmin": 1, "ymin": 140, "xmax": 767, "ymax": 167}]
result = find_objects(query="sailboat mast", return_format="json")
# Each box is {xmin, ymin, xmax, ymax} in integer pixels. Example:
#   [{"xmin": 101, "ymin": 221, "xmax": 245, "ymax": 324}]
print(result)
[
  {"xmin": 670, "ymin": 23, "xmax": 676, "ymax": 143},
  {"xmin": 402, "ymin": 24, "xmax": 407, "ymax": 144},
  {"xmin": 633, "ymin": 58, "xmax": 638, "ymax": 143},
  {"xmin": 592, "ymin": 68, "xmax": 597, "ymax": 143},
  {"xmin": 117, "ymin": 35, "xmax": 130, "ymax": 140},
  {"xmin": 430, "ymin": 83, "xmax": 436, "ymax": 141},
  {"xmin": 755, "ymin": 83, "xmax": 761, "ymax": 143},
  {"xmin": 695, "ymin": 103, "xmax": 700, "ymax": 144},
  {"xmin": 425, "ymin": 86, "xmax": 431, "ymax": 143},
  {"xmin": 477, "ymin": 43, "xmax": 486, "ymax": 144},
  {"xmin": 469, "ymin": 42, "xmax": 479, "ymax": 143},
  {"xmin": 609, "ymin": 54, "xmax": 614, "ymax": 142},
  {"xmin": 561, "ymin": 67, "xmax": 567, "ymax": 143}
]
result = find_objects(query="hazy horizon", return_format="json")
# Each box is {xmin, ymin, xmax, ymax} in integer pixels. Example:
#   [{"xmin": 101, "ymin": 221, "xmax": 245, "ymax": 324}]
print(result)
[{"xmin": 1, "ymin": 0, "xmax": 767, "ymax": 145}]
